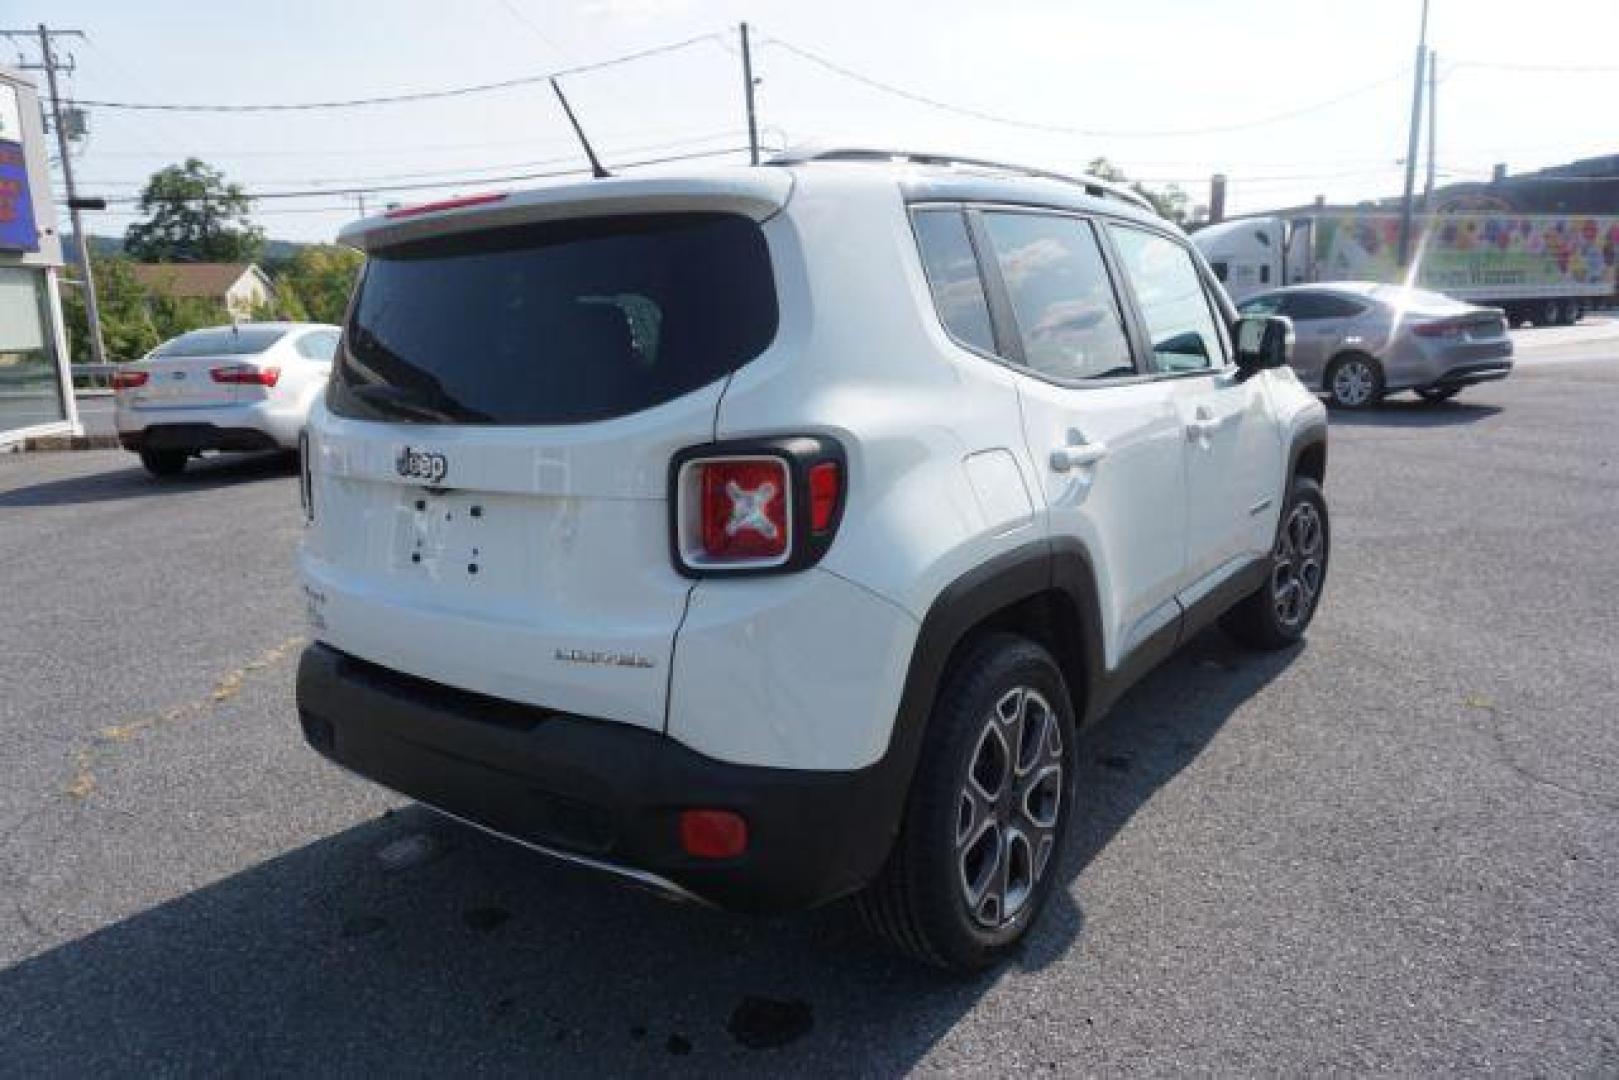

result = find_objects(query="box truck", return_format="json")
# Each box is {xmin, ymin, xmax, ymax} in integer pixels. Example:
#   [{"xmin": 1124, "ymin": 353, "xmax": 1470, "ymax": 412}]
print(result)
[{"xmin": 1195, "ymin": 210, "xmax": 1619, "ymax": 326}]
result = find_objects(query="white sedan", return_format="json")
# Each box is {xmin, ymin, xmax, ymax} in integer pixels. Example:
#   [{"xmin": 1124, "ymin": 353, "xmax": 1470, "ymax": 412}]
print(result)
[{"xmin": 113, "ymin": 322, "xmax": 340, "ymax": 477}]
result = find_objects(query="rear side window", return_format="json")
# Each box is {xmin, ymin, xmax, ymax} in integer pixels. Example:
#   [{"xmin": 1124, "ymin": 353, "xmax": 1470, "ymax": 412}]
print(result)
[
  {"xmin": 329, "ymin": 213, "xmax": 777, "ymax": 425},
  {"xmin": 980, "ymin": 212, "xmax": 1134, "ymax": 382},
  {"xmin": 1108, "ymin": 225, "xmax": 1226, "ymax": 373},
  {"xmin": 1287, "ymin": 292, "xmax": 1365, "ymax": 320},
  {"xmin": 911, "ymin": 209, "xmax": 995, "ymax": 354},
  {"xmin": 151, "ymin": 327, "xmax": 286, "ymax": 357}
]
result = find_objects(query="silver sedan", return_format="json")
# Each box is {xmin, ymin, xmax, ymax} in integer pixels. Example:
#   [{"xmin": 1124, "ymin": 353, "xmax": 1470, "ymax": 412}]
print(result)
[{"xmin": 1237, "ymin": 283, "xmax": 1514, "ymax": 408}]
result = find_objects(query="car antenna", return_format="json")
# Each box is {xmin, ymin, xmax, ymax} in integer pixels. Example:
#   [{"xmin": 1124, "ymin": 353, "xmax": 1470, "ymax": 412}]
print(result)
[{"xmin": 550, "ymin": 77, "xmax": 610, "ymax": 179}]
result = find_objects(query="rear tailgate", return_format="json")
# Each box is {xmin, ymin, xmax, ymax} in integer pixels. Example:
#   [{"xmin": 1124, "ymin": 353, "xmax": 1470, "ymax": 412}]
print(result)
[
  {"xmin": 303, "ymin": 173, "xmax": 792, "ymax": 731},
  {"xmin": 303, "ymin": 396, "xmax": 720, "ymax": 730}
]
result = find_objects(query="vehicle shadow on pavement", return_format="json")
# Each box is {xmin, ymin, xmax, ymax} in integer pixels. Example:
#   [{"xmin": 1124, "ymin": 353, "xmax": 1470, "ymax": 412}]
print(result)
[
  {"xmin": 0, "ymin": 630, "xmax": 1297, "ymax": 1074},
  {"xmin": 1327, "ymin": 400, "xmax": 1503, "ymax": 428},
  {"xmin": 0, "ymin": 452, "xmax": 297, "ymax": 507}
]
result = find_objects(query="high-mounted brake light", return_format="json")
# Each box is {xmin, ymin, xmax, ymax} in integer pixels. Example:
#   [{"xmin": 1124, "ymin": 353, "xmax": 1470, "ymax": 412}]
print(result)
[
  {"xmin": 210, "ymin": 364, "xmax": 281, "ymax": 386},
  {"xmin": 670, "ymin": 436, "xmax": 846, "ymax": 577},
  {"xmin": 384, "ymin": 192, "xmax": 508, "ymax": 219},
  {"xmin": 110, "ymin": 370, "xmax": 149, "ymax": 390}
]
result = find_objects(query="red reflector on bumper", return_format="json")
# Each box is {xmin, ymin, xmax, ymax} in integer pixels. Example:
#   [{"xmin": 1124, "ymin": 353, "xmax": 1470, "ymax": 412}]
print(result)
[{"xmin": 679, "ymin": 809, "xmax": 748, "ymax": 859}]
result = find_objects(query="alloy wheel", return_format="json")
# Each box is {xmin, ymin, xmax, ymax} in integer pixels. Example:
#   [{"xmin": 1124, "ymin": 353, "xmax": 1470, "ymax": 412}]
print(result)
[
  {"xmin": 1271, "ymin": 500, "xmax": 1325, "ymax": 630},
  {"xmin": 1331, "ymin": 360, "xmax": 1376, "ymax": 407},
  {"xmin": 956, "ymin": 686, "xmax": 1064, "ymax": 930}
]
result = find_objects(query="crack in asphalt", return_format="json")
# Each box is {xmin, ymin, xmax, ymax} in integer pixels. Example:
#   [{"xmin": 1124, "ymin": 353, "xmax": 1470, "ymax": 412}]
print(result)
[
  {"xmin": 1464, "ymin": 693, "xmax": 1619, "ymax": 812},
  {"xmin": 64, "ymin": 635, "xmax": 306, "ymax": 802}
]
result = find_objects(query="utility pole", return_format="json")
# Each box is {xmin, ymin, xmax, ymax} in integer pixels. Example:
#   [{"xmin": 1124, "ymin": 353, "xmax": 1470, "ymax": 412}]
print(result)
[
  {"xmin": 18, "ymin": 24, "xmax": 107, "ymax": 363},
  {"xmin": 740, "ymin": 22, "xmax": 760, "ymax": 165},
  {"xmin": 1422, "ymin": 49, "xmax": 1438, "ymax": 211},
  {"xmin": 1396, "ymin": 0, "xmax": 1431, "ymax": 268}
]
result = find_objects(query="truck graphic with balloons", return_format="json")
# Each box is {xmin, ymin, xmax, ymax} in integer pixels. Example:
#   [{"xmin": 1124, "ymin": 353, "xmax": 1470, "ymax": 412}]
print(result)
[{"xmin": 1195, "ymin": 209, "xmax": 1619, "ymax": 328}]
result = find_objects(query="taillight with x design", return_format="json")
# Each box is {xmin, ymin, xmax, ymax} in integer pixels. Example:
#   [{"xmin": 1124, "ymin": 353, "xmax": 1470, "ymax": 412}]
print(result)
[{"xmin": 671, "ymin": 436, "xmax": 846, "ymax": 577}]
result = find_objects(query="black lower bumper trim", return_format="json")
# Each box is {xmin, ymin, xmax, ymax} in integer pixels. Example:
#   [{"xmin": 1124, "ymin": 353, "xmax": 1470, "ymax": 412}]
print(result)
[
  {"xmin": 295, "ymin": 644, "xmax": 907, "ymax": 913},
  {"xmin": 1431, "ymin": 361, "xmax": 1514, "ymax": 389},
  {"xmin": 121, "ymin": 424, "xmax": 280, "ymax": 453}
]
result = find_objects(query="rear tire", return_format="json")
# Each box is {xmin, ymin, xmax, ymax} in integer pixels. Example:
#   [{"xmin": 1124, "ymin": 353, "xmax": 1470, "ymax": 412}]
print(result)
[
  {"xmin": 1415, "ymin": 386, "xmax": 1460, "ymax": 403},
  {"xmin": 1325, "ymin": 353, "xmax": 1383, "ymax": 409},
  {"xmin": 1222, "ymin": 476, "xmax": 1329, "ymax": 650},
  {"xmin": 139, "ymin": 448, "xmax": 188, "ymax": 477},
  {"xmin": 857, "ymin": 633, "xmax": 1076, "ymax": 971}
]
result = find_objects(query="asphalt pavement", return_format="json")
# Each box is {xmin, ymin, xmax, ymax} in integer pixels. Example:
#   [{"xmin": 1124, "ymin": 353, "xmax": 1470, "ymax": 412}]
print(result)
[{"xmin": 4, "ymin": 334, "xmax": 1617, "ymax": 1075}]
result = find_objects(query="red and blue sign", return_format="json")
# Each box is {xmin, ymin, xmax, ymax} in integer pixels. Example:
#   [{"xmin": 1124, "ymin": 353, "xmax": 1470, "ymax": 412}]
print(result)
[{"xmin": 0, "ymin": 141, "xmax": 39, "ymax": 253}]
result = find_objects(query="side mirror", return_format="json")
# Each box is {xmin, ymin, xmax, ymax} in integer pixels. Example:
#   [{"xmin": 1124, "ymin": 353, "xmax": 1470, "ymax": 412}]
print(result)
[{"xmin": 1233, "ymin": 314, "xmax": 1293, "ymax": 379}]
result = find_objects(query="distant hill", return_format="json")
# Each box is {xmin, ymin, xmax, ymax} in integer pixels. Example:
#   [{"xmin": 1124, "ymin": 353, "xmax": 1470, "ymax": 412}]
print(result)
[{"xmin": 65, "ymin": 234, "xmax": 309, "ymax": 266}]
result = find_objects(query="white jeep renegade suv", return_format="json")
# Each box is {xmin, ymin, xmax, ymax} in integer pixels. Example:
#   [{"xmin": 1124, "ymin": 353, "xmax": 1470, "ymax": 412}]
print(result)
[{"xmin": 295, "ymin": 149, "xmax": 1328, "ymax": 970}]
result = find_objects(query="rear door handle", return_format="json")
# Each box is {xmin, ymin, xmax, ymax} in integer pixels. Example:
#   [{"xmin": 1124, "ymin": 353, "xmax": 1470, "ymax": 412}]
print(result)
[{"xmin": 1049, "ymin": 440, "xmax": 1108, "ymax": 472}]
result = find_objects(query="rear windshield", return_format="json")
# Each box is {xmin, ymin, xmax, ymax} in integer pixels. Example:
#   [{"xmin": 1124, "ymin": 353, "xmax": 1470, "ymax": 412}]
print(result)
[
  {"xmin": 151, "ymin": 326, "xmax": 287, "ymax": 357},
  {"xmin": 328, "ymin": 213, "xmax": 778, "ymax": 425}
]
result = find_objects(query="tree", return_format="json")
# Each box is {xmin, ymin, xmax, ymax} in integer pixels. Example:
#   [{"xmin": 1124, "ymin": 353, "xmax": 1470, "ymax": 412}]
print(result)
[
  {"xmin": 123, "ymin": 158, "xmax": 265, "ymax": 264},
  {"xmin": 61, "ymin": 254, "xmax": 236, "ymax": 362},
  {"xmin": 60, "ymin": 256, "xmax": 162, "ymax": 362},
  {"xmin": 273, "ymin": 245, "xmax": 363, "ymax": 324},
  {"xmin": 1087, "ymin": 157, "xmax": 1190, "ymax": 226}
]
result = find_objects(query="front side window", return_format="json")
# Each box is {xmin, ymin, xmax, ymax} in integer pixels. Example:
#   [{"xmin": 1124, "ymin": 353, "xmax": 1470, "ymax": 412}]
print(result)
[
  {"xmin": 1238, "ymin": 294, "xmax": 1284, "ymax": 316},
  {"xmin": 981, "ymin": 212, "xmax": 1134, "ymax": 382},
  {"xmin": 1109, "ymin": 225, "xmax": 1226, "ymax": 373},
  {"xmin": 911, "ymin": 209, "xmax": 995, "ymax": 354}
]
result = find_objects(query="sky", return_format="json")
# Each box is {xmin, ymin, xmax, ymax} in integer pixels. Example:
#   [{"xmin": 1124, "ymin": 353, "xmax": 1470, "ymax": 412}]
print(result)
[{"xmin": 17, "ymin": 0, "xmax": 1619, "ymax": 246}]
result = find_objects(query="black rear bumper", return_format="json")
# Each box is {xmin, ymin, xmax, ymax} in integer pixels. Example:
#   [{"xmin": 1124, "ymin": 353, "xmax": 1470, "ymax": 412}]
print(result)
[
  {"xmin": 121, "ymin": 424, "xmax": 279, "ymax": 453},
  {"xmin": 295, "ymin": 643, "xmax": 906, "ymax": 913},
  {"xmin": 1430, "ymin": 360, "xmax": 1514, "ymax": 389}
]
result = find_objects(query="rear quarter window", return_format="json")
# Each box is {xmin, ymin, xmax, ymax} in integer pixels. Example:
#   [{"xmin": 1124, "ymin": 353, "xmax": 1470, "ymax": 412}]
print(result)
[
  {"xmin": 911, "ymin": 208, "xmax": 996, "ymax": 354},
  {"xmin": 329, "ymin": 213, "xmax": 777, "ymax": 425}
]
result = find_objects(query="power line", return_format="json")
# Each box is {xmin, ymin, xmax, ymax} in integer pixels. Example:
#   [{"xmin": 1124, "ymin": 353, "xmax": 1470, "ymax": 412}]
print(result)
[
  {"xmin": 74, "ymin": 129, "xmax": 767, "ymax": 188},
  {"xmin": 496, "ymin": 0, "xmax": 573, "ymax": 61},
  {"xmin": 62, "ymin": 32, "xmax": 720, "ymax": 112},
  {"xmin": 1446, "ymin": 59, "xmax": 1619, "ymax": 73},
  {"xmin": 761, "ymin": 34, "xmax": 1409, "ymax": 139},
  {"xmin": 88, "ymin": 145, "xmax": 756, "ymax": 205}
]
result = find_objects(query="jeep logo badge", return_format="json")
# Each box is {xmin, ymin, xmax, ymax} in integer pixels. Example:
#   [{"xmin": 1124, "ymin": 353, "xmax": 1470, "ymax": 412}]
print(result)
[{"xmin": 395, "ymin": 446, "xmax": 448, "ymax": 484}]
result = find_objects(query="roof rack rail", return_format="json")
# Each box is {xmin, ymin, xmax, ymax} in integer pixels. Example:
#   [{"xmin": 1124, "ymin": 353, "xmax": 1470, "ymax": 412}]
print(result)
[{"xmin": 766, "ymin": 146, "xmax": 1157, "ymax": 214}]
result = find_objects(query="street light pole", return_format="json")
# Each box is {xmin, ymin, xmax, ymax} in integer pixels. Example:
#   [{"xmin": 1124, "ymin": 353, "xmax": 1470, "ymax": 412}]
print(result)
[
  {"xmin": 1422, "ymin": 50, "xmax": 1438, "ymax": 211},
  {"xmin": 1396, "ymin": 0, "xmax": 1432, "ymax": 268},
  {"xmin": 35, "ymin": 23, "xmax": 107, "ymax": 364}
]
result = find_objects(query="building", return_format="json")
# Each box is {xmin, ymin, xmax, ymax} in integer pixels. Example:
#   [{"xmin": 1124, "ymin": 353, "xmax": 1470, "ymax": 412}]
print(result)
[
  {"xmin": 0, "ymin": 65, "xmax": 78, "ymax": 448},
  {"xmin": 129, "ymin": 262, "xmax": 275, "ymax": 319}
]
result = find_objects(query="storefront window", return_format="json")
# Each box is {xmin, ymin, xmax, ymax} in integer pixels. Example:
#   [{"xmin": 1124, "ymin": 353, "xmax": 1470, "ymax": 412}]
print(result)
[{"xmin": 0, "ymin": 266, "xmax": 66, "ymax": 435}]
